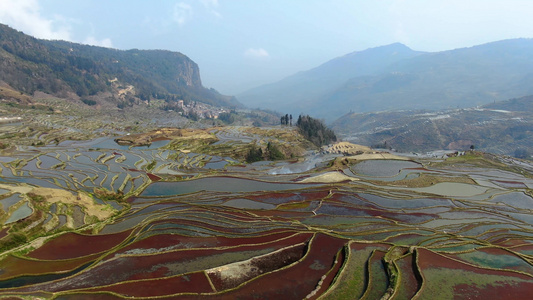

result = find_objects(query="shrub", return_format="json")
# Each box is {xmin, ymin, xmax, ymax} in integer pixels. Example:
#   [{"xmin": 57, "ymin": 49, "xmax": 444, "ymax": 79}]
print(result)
[{"xmin": 246, "ymin": 144, "xmax": 263, "ymax": 163}]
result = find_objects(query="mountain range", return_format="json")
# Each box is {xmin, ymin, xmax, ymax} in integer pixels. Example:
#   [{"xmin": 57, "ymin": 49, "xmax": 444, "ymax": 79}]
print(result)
[
  {"xmin": 0, "ymin": 23, "xmax": 240, "ymax": 108},
  {"xmin": 238, "ymin": 39, "xmax": 533, "ymax": 121}
]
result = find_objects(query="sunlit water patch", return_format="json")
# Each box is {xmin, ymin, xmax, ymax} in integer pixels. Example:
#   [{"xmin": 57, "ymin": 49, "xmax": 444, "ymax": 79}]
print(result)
[
  {"xmin": 0, "ymin": 193, "xmax": 22, "ymax": 212},
  {"xmin": 140, "ymin": 177, "xmax": 318, "ymax": 196},
  {"xmin": 411, "ymin": 182, "xmax": 489, "ymax": 197},
  {"xmin": 488, "ymin": 192, "xmax": 533, "ymax": 210},
  {"xmin": 268, "ymin": 154, "xmax": 340, "ymax": 175},
  {"xmin": 5, "ymin": 201, "xmax": 33, "ymax": 224},
  {"xmin": 222, "ymin": 199, "xmax": 276, "ymax": 210},
  {"xmin": 203, "ymin": 159, "xmax": 229, "ymax": 170},
  {"xmin": 351, "ymin": 160, "xmax": 422, "ymax": 177},
  {"xmin": 359, "ymin": 193, "xmax": 456, "ymax": 209}
]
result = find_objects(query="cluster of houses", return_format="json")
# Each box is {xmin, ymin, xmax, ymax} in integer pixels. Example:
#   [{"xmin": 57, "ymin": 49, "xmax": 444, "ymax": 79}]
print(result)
[{"xmin": 175, "ymin": 100, "xmax": 229, "ymax": 119}]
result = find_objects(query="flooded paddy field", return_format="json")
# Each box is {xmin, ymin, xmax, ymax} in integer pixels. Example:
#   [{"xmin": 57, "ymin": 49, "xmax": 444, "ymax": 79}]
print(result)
[{"xmin": 0, "ymin": 126, "xmax": 533, "ymax": 299}]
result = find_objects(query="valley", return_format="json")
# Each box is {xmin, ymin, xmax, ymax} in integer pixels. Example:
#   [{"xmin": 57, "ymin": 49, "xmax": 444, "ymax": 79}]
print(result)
[{"xmin": 1, "ymin": 101, "xmax": 533, "ymax": 298}]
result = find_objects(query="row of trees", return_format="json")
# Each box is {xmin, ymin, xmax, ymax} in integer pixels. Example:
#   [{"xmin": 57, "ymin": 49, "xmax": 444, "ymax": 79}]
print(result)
[{"xmin": 280, "ymin": 114, "xmax": 293, "ymax": 126}]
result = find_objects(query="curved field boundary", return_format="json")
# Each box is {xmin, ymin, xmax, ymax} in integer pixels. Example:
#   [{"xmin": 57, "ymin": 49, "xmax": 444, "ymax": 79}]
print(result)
[
  {"xmin": 413, "ymin": 247, "xmax": 533, "ymax": 299},
  {"xmin": 26, "ymin": 229, "xmax": 134, "ymax": 260}
]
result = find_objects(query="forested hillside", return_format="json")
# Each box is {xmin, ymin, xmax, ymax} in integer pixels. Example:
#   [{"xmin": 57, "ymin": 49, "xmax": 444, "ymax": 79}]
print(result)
[
  {"xmin": 0, "ymin": 23, "xmax": 240, "ymax": 108},
  {"xmin": 296, "ymin": 115, "xmax": 337, "ymax": 147}
]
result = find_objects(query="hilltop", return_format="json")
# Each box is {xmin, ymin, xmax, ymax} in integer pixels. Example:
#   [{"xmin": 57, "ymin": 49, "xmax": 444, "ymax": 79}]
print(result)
[
  {"xmin": 0, "ymin": 23, "xmax": 240, "ymax": 109},
  {"xmin": 238, "ymin": 43, "xmax": 422, "ymax": 120}
]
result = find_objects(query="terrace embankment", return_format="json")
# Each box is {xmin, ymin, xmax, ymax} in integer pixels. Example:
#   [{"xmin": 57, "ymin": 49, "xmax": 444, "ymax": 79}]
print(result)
[
  {"xmin": 28, "ymin": 187, "xmax": 115, "ymax": 221},
  {"xmin": 114, "ymin": 128, "xmax": 217, "ymax": 147},
  {"xmin": 115, "ymin": 126, "xmax": 311, "ymax": 162},
  {"xmin": 2, "ymin": 120, "xmax": 533, "ymax": 299}
]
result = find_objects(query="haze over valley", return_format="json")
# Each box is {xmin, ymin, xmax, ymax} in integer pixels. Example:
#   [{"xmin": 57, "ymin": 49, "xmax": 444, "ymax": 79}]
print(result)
[{"xmin": 238, "ymin": 40, "xmax": 533, "ymax": 121}]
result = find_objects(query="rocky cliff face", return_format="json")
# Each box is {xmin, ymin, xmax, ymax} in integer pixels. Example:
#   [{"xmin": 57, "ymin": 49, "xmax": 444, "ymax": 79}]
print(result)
[{"xmin": 178, "ymin": 59, "xmax": 202, "ymax": 87}]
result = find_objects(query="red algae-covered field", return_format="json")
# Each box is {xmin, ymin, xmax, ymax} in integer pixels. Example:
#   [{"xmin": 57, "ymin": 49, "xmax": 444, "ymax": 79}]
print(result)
[
  {"xmin": 3, "ymin": 183, "xmax": 533, "ymax": 299},
  {"xmin": 1, "ymin": 129, "xmax": 533, "ymax": 299},
  {"xmin": 203, "ymin": 233, "xmax": 348, "ymax": 299},
  {"xmin": 26, "ymin": 230, "xmax": 134, "ymax": 260},
  {"xmin": 81, "ymin": 271, "xmax": 214, "ymax": 297}
]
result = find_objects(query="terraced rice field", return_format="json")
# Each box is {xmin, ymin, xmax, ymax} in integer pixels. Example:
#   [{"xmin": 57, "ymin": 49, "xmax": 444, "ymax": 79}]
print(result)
[{"xmin": 1, "ymin": 127, "xmax": 533, "ymax": 299}]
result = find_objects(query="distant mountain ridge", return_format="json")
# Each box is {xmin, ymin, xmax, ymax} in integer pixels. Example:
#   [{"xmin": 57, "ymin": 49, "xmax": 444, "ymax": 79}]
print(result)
[
  {"xmin": 238, "ymin": 39, "xmax": 533, "ymax": 121},
  {"xmin": 0, "ymin": 23, "xmax": 240, "ymax": 108},
  {"xmin": 238, "ymin": 43, "xmax": 423, "ymax": 117}
]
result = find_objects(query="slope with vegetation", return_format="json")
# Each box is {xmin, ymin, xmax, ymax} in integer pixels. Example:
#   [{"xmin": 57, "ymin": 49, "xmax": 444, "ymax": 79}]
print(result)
[
  {"xmin": 331, "ymin": 95, "xmax": 533, "ymax": 158},
  {"xmin": 0, "ymin": 23, "xmax": 240, "ymax": 109},
  {"xmin": 296, "ymin": 114, "xmax": 337, "ymax": 147}
]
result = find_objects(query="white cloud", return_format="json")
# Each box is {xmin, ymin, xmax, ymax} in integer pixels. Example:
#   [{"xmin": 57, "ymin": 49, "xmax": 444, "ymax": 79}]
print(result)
[
  {"xmin": 200, "ymin": 0, "xmax": 221, "ymax": 18},
  {"xmin": 200, "ymin": 0, "xmax": 218, "ymax": 8},
  {"xmin": 244, "ymin": 48, "xmax": 270, "ymax": 58},
  {"xmin": 0, "ymin": 0, "xmax": 71, "ymax": 40},
  {"xmin": 0, "ymin": 0, "xmax": 113, "ymax": 47},
  {"xmin": 173, "ymin": 2, "xmax": 193, "ymax": 26},
  {"xmin": 83, "ymin": 36, "xmax": 113, "ymax": 48}
]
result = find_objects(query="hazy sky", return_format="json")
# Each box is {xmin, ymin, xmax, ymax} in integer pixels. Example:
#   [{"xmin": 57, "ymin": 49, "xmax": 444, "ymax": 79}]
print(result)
[{"xmin": 1, "ymin": 0, "xmax": 533, "ymax": 94}]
